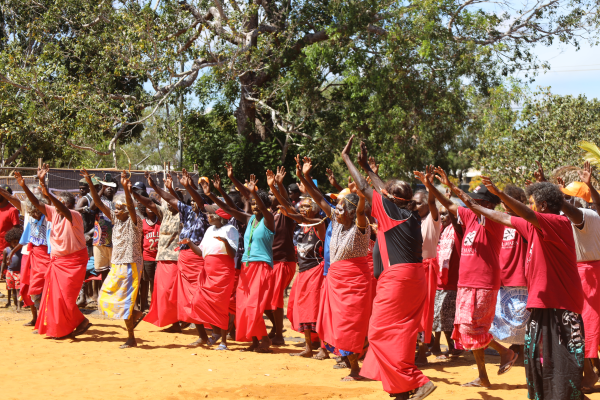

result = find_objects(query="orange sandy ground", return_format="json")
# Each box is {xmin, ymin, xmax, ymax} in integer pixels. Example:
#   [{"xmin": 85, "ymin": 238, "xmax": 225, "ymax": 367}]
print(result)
[{"xmin": 1, "ymin": 309, "xmax": 599, "ymax": 400}]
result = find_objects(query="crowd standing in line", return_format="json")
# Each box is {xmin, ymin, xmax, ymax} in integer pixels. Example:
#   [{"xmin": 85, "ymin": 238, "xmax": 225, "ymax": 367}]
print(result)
[{"xmin": 1, "ymin": 137, "xmax": 598, "ymax": 400}]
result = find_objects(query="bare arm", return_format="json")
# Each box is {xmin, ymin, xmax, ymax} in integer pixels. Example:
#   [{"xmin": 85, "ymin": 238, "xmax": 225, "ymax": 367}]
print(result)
[
  {"xmin": 180, "ymin": 169, "xmax": 205, "ymax": 212},
  {"xmin": 38, "ymin": 164, "xmax": 72, "ymax": 223},
  {"xmin": 341, "ymin": 135, "xmax": 374, "ymax": 204},
  {"xmin": 267, "ymin": 169, "xmax": 293, "ymax": 214},
  {"xmin": 578, "ymin": 161, "xmax": 600, "ymax": 217},
  {"xmin": 131, "ymin": 191, "xmax": 159, "ymax": 216},
  {"xmin": 325, "ymin": 168, "xmax": 344, "ymax": 192},
  {"xmin": 120, "ymin": 171, "xmax": 138, "ymax": 226},
  {"xmin": 274, "ymin": 166, "xmax": 291, "ymax": 203},
  {"xmin": 0, "ymin": 187, "xmax": 21, "ymax": 212},
  {"xmin": 14, "ymin": 172, "xmax": 46, "ymax": 217},
  {"xmin": 247, "ymin": 174, "xmax": 274, "ymax": 232},
  {"xmin": 426, "ymin": 169, "xmax": 439, "ymax": 221},
  {"xmin": 178, "ymin": 238, "xmax": 203, "ymax": 258},
  {"xmin": 146, "ymin": 172, "xmax": 179, "ymax": 210},
  {"xmin": 225, "ymin": 161, "xmax": 252, "ymax": 200},
  {"xmin": 81, "ymin": 168, "xmax": 112, "ymax": 223},
  {"xmin": 74, "ymin": 195, "xmax": 92, "ymax": 213},
  {"xmin": 414, "ymin": 167, "xmax": 458, "ymax": 216},
  {"xmin": 212, "ymin": 173, "xmax": 239, "ymax": 210},
  {"xmin": 356, "ymin": 140, "xmax": 385, "ymax": 196},
  {"xmin": 482, "ymin": 176, "xmax": 541, "ymax": 229},
  {"xmin": 294, "ymin": 155, "xmax": 331, "ymax": 216},
  {"xmin": 278, "ymin": 205, "xmax": 326, "ymax": 238},
  {"xmin": 199, "ymin": 179, "xmax": 251, "ymax": 224},
  {"xmin": 215, "ymin": 237, "xmax": 236, "ymax": 258}
]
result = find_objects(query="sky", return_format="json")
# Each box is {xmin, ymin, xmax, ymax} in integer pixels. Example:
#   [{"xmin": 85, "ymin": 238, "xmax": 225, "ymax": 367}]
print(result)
[{"xmin": 520, "ymin": 42, "xmax": 600, "ymax": 99}]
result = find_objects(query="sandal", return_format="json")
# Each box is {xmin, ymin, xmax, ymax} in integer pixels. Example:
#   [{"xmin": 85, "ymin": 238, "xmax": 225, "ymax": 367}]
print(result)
[
  {"xmin": 215, "ymin": 343, "xmax": 229, "ymax": 351},
  {"xmin": 254, "ymin": 347, "xmax": 273, "ymax": 354},
  {"xmin": 498, "ymin": 352, "xmax": 519, "ymax": 375}
]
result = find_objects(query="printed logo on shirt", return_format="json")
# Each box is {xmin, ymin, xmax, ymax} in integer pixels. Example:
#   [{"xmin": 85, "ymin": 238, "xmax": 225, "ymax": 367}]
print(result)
[
  {"xmin": 461, "ymin": 230, "xmax": 477, "ymax": 255},
  {"xmin": 502, "ymin": 228, "xmax": 517, "ymax": 248}
]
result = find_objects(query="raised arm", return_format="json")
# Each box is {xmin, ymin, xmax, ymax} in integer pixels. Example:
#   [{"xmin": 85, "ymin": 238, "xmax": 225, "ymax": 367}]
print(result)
[
  {"xmin": 225, "ymin": 161, "xmax": 252, "ymax": 200},
  {"xmin": 340, "ymin": 135, "xmax": 374, "ymax": 204},
  {"xmin": 131, "ymin": 191, "xmax": 158, "ymax": 215},
  {"xmin": 294, "ymin": 155, "xmax": 332, "ymax": 217},
  {"xmin": 180, "ymin": 169, "xmax": 205, "ymax": 212},
  {"xmin": 211, "ymin": 173, "xmax": 239, "ymax": 210},
  {"xmin": 414, "ymin": 166, "xmax": 458, "ymax": 216},
  {"xmin": 274, "ymin": 166, "xmax": 291, "ymax": 203},
  {"xmin": 120, "ymin": 171, "xmax": 138, "ymax": 226},
  {"xmin": 38, "ymin": 164, "xmax": 72, "ymax": 223},
  {"xmin": 81, "ymin": 168, "xmax": 112, "ymax": 222},
  {"xmin": 14, "ymin": 172, "xmax": 46, "ymax": 217},
  {"xmin": 482, "ymin": 176, "xmax": 540, "ymax": 229},
  {"xmin": 146, "ymin": 171, "xmax": 179, "ymax": 210},
  {"xmin": 425, "ymin": 167, "xmax": 439, "ymax": 221},
  {"xmin": 349, "ymin": 178, "xmax": 367, "ymax": 233},
  {"xmin": 579, "ymin": 161, "xmax": 600, "ymax": 215},
  {"xmin": 246, "ymin": 174, "xmax": 274, "ymax": 232},
  {"xmin": 267, "ymin": 169, "xmax": 293, "ymax": 214},
  {"xmin": 357, "ymin": 140, "xmax": 385, "ymax": 196},
  {"xmin": 199, "ymin": 179, "xmax": 251, "ymax": 224},
  {"xmin": 0, "ymin": 187, "xmax": 21, "ymax": 212},
  {"xmin": 325, "ymin": 168, "xmax": 344, "ymax": 192}
]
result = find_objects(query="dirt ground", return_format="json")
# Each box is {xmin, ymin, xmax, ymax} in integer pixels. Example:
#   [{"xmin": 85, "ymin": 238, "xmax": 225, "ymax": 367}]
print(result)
[{"xmin": 3, "ymin": 307, "xmax": 597, "ymax": 400}]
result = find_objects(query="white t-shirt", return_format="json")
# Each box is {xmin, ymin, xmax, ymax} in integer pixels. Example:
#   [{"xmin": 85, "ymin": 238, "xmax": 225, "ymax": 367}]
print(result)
[
  {"xmin": 199, "ymin": 224, "xmax": 239, "ymax": 258},
  {"xmin": 421, "ymin": 212, "xmax": 441, "ymax": 259},
  {"xmin": 573, "ymin": 208, "xmax": 600, "ymax": 262}
]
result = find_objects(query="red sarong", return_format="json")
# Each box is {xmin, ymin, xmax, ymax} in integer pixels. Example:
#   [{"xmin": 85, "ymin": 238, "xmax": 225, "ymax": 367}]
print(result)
[
  {"xmin": 174, "ymin": 249, "xmax": 204, "ymax": 324},
  {"xmin": 361, "ymin": 263, "xmax": 430, "ymax": 393},
  {"xmin": 287, "ymin": 262, "xmax": 324, "ymax": 332},
  {"xmin": 367, "ymin": 251, "xmax": 377, "ymax": 302},
  {"xmin": 144, "ymin": 260, "xmax": 179, "ymax": 327},
  {"xmin": 19, "ymin": 252, "xmax": 33, "ymax": 307},
  {"xmin": 578, "ymin": 260, "xmax": 600, "ymax": 358},
  {"xmin": 229, "ymin": 269, "xmax": 241, "ymax": 315},
  {"xmin": 316, "ymin": 257, "xmax": 373, "ymax": 354},
  {"xmin": 265, "ymin": 261, "xmax": 296, "ymax": 310},
  {"xmin": 235, "ymin": 261, "xmax": 271, "ymax": 342},
  {"xmin": 29, "ymin": 245, "xmax": 51, "ymax": 296},
  {"xmin": 420, "ymin": 258, "xmax": 439, "ymax": 344},
  {"xmin": 187, "ymin": 254, "xmax": 236, "ymax": 330},
  {"xmin": 35, "ymin": 248, "xmax": 88, "ymax": 338}
]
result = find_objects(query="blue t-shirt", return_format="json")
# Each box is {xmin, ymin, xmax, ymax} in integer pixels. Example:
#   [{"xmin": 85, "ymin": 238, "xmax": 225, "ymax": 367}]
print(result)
[
  {"xmin": 241, "ymin": 215, "xmax": 274, "ymax": 267},
  {"xmin": 178, "ymin": 201, "xmax": 208, "ymax": 250}
]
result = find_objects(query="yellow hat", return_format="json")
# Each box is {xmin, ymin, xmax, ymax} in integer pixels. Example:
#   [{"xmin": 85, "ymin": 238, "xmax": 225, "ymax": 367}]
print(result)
[
  {"xmin": 561, "ymin": 181, "xmax": 592, "ymax": 203},
  {"xmin": 329, "ymin": 188, "xmax": 351, "ymax": 200}
]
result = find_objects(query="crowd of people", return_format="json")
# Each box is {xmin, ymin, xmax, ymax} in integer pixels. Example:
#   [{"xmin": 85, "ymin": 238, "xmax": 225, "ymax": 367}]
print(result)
[{"xmin": 1, "ymin": 135, "xmax": 599, "ymax": 400}]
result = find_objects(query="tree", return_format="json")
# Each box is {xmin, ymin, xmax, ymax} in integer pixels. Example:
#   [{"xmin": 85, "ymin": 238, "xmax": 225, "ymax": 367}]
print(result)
[{"xmin": 470, "ymin": 87, "xmax": 600, "ymax": 183}]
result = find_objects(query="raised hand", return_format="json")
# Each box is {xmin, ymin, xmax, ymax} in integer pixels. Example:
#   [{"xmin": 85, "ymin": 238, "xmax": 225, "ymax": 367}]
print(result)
[
  {"xmin": 213, "ymin": 173, "xmax": 222, "ymax": 192},
  {"xmin": 120, "ymin": 170, "xmax": 130, "ymax": 189},
  {"xmin": 165, "ymin": 173, "xmax": 173, "ymax": 190},
  {"xmin": 534, "ymin": 161, "xmax": 546, "ymax": 182},
  {"xmin": 434, "ymin": 167, "xmax": 451, "ymax": 187},
  {"xmin": 179, "ymin": 168, "xmax": 191, "ymax": 187},
  {"xmin": 247, "ymin": 174, "xmax": 258, "ymax": 192},
  {"xmin": 37, "ymin": 163, "xmax": 50, "ymax": 181},
  {"xmin": 224, "ymin": 161, "xmax": 234, "ymax": 179},
  {"xmin": 326, "ymin": 168, "xmax": 335, "ymax": 183},
  {"xmin": 425, "ymin": 165, "xmax": 435, "ymax": 184},
  {"xmin": 481, "ymin": 176, "xmax": 501, "ymax": 196},
  {"xmin": 277, "ymin": 205, "xmax": 289, "ymax": 216},
  {"xmin": 275, "ymin": 166, "xmax": 286, "ymax": 184},
  {"xmin": 413, "ymin": 170, "xmax": 427, "ymax": 185},
  {"xmin": 579, "ymin": 161, "xmax": 592, "ymax": 186},
  {"xmin": 341, "ymin": 135, "xmax": 355, "ymax": 158},
  {"xmin": 14, "ymin": 171, "xmax": 25, "ymax": 187},
  {"xmin": 525, "ymin": 179, "xmax": 532, "ymax": 187},
  {"xmin": 557, "ymin": 177, "xmax": 566, "ymax": 189},
  {"xmin": 144, "ymin": 171, "xmax": 156, "ymax": 187},
  {"xmin": 302, "ymin": 156, "xmax": 313, "ymax": 176},
  {"xmin": 298, "ymin": 180, "xmax": 306, "ymax": 194},
  {"xmin": 199, "ymin": 179, "xmax": 211, "ymax": 196},
  {"xmin": 368, "ymin": 156, "xmax": 379, "ymax": 175},
  {"xmin": 294, "ymin": 154, "xmax": 303, "ymax": 177},
  {"xmin": 358, "ymin": 141, "xmax": 370, "ymax": 171},
  {"xmin": 266, "ymin": 169, "xmax": 276, "ymax": 187}
]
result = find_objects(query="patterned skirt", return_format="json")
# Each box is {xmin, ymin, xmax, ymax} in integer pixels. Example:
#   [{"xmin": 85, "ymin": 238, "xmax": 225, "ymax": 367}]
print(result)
[
  {"xmin": 451, "ymin": 287, "xmax": 498, "ymax": 350},
  {"xmin": 99, "ymin": 263, "xmax": 142, "ymax": 320},
  {"xmin": 490, "ymin": 286, "xmax": 530, "ymax": 345},
  {"xmin": 432, "ymin": 290, "xmax": 457, "ymax": 332}
]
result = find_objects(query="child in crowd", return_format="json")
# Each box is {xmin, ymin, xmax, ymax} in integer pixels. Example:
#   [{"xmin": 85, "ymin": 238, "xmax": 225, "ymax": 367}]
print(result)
[{"xmin": 2, "ymin": 227, "xmax": 24, "ymax": 311}]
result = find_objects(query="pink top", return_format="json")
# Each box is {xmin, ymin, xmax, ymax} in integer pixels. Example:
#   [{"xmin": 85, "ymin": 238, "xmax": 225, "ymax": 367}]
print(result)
[
  {"xmin": 45, "ymin": 205, "xmax": 86, "ymax": 257},
  {"xmin": 421, "ymin": 212, "xmax": 441, "ymax": 259}
]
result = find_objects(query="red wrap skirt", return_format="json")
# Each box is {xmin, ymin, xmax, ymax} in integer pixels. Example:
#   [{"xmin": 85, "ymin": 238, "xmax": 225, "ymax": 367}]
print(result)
[
  {"xmin": 287, "ymin": 262, "xmax": 324, "ymax": 331},
  {"xmin": 35, "ymin": 248, "xmax": 88, "ymax": 338},
  {"xmin": 187, "ymin": 254, "xmax": 236, "ymax": 330},
  {"xmin": 235, "ymin": 261, "xmax": 271, "ymax": 342},
  {"xmin": 316, "ymin": 256, "xmax": 373, "ymax": 354},
  {"xmin": 578, "ymin": 260, "xmax": 600, "ymax": 358},
  {"xmin": 229, "ymin": 269, "xmax": 241, "ymax": 315},
  {"xmin": 361, "ymin": 262, "xmax": 430, "ymax": 394},
  {"xmin": 174, "ymin": 249, "xmax": 204, "ymax": 324},
  {"xmin": 19, "ymin": 252, "xmax": 33, "ymax": 307},
  {"xmin": 420, "ymin": 258, "xmax": 439, "ymax": 344},
  {"xmin": 29, "ymin": 244, "xmax": 51, "ymax": 296},
  {"xmin": 144, "ymin": 260, "xmax": 179, "ymax": 327},
  {"xmin": 265, "ymin": 261, "xmax": 296, "ymax": 310}
]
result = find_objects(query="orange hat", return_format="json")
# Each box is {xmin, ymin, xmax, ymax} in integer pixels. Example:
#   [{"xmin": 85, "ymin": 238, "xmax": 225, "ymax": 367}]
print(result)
[
  {"xmin": 328, "ymin": 188, "xmax": 351, "ymax": 200},
  {"xmin": 561, "ymin": 181, "xmax": 592, "ymax": 203},
  {"xmin": 198, "ymin": 176, "xmax": 209, "ymax": 185}
]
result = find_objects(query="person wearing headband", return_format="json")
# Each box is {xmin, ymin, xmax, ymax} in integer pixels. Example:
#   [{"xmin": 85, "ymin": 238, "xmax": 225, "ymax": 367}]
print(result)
[
  {"xmin": 266, "ymin": 168, "xmax": 326, "ymax": 359},
  {"xmin": 183, "ymin": 203, "xmax": 238, "ymax": 350},
  {"xmin": 294, "ymin": 154, "xmax": 372, "ymax": 381}
]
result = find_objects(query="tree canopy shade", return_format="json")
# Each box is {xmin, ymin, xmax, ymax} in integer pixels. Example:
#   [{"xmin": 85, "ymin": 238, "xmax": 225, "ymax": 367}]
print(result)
[
  {"xmin": 470, "ymin": 87, "xmax": 600, "ymax": 184},
  {"xmin": 1, "ymin": 0, "xmax": 599, "ymax": 175}
]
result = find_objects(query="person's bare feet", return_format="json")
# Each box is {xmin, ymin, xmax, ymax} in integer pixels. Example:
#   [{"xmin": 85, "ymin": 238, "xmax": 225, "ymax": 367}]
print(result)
[
  {"xmin": 255, "ymin": 336, "xmax": 272, "ymax": 353},
  {"xmin": 120, "ymin": 337, "xmax": 137, "ymax": 349},
  {"xmin": 461, "ymin": 377, "xmax": 491, "ymax": 388},
  {"xmin": 312, "ymin": 348, "xmax": 330, "ymax": 360},
  {"xmin": 72, "ymin": 318, "xmax": 92, "ymax": 337},
  {"xmin": 271, "ymin": 336, "xmax": 285, "ymax": 346},
  {"xmin": 290, "ymin": 348, "xmax": 313, "ymax": 357},
  {"xmin": 189, "ymin": 337, "xmax": 209, "ymax": 346},
  {"xmin": 245, "ymin": 342, "xmax": 258, "ymax": 352},
  {"xmin": 23, "ymin": 319, "xmax": 36, "ymax": 326}
]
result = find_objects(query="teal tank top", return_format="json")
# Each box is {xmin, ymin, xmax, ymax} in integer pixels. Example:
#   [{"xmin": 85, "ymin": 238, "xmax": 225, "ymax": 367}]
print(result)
[{"xmin": 241, "ymin": 215, "xmax": 275, "ymax": 267}]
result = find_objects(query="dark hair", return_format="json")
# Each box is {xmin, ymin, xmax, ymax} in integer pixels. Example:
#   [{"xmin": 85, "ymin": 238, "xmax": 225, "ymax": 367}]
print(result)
[
  {"xmin": 5, "ymin": 227, "xmax": 23, "ymax": 243},
  {"xmin": 384, "ymin": 179, "xmax": 415, "ymax": 210},
  {"xmin": 256, "ymin": 189, "xmax": 272, "ymax": 208},
  {"xmin": 228, "ymin": 191, "xmax": 244, "ymax": 209},
  {"xmin": 504, "ymin": 184, "xmax": 527, "ymax": 204},
  {"xmin": 58, "ymin": 191, "xmax": 76, "ymax": 208},
  {"xmin": 525, "ymin": 182, "xmax": 563, "ymax": 214},
  {"xmin": 343, "ymin": 193, "xmax": 359, "ymax": 215}
]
